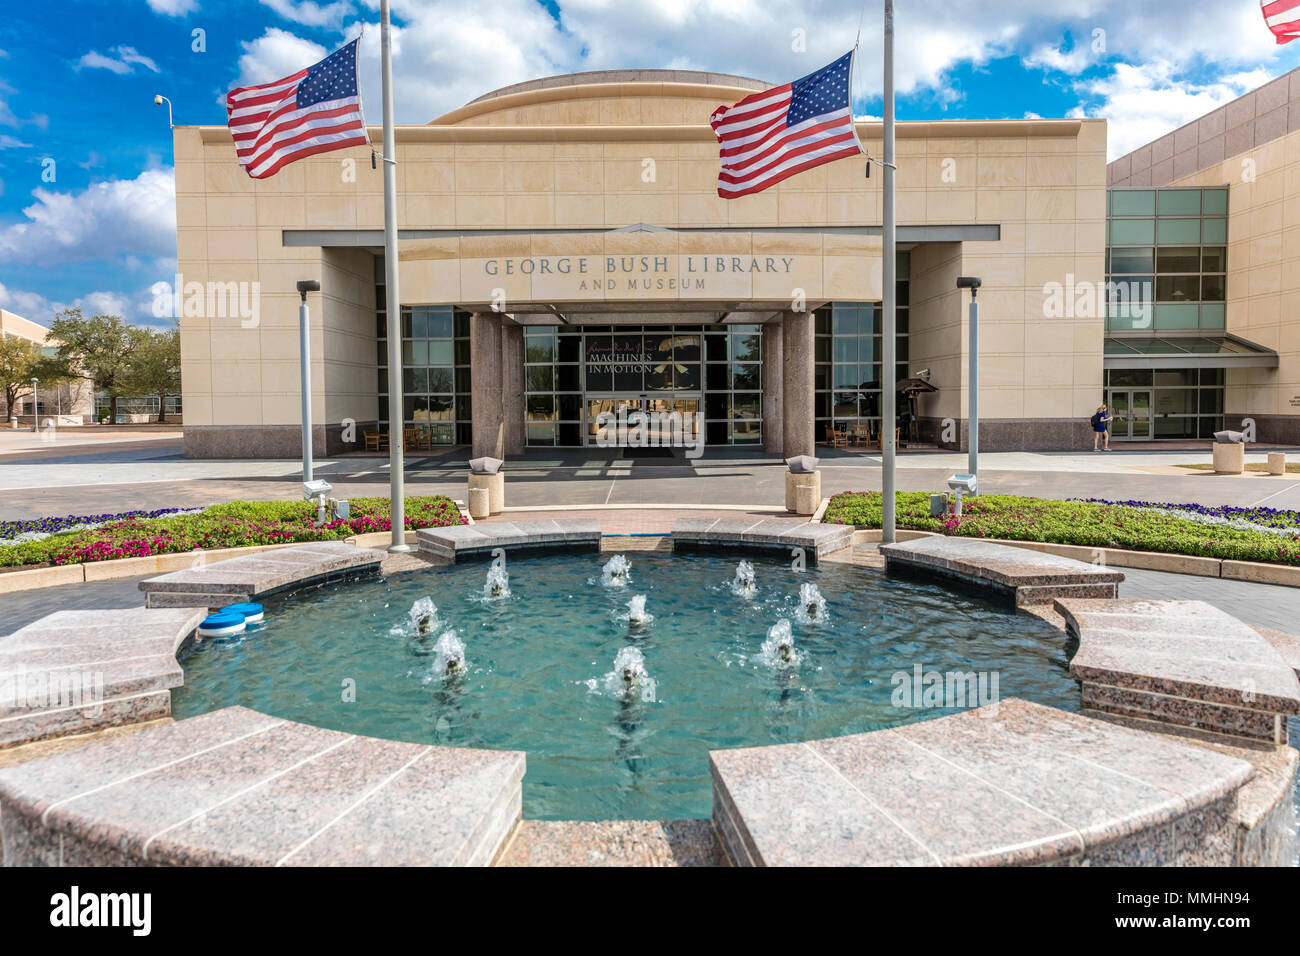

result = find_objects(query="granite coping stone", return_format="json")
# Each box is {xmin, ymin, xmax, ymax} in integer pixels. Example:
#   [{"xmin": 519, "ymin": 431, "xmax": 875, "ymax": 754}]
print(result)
[
  {"xmin": 0, "ymin": 608, "xmax": 206, "ymax": 746},
  {"xmin": 671, "ymin": 517, "xmax": 852, "ymax": 556},
  {"xmin": 881, "ymin": 536, "xmax": 1125, "ymax": 589},
  {"xmin": 139, "ymin": 541, "xmax": 382, "ymax": 597},
  {"xmin": 417, "ymin": 519, "xmax": 601, "ymax": 559},
  {"xmin": 1059, "ymin": 599, "xmax": 1300, "ymax": 715},
  {"xmin": 0, "ymin": 706, "xmax": 525, "ymax": 866},
  {"xmin": 709, "ymin": 698, "xmax": 1253, "ymax": 866}
]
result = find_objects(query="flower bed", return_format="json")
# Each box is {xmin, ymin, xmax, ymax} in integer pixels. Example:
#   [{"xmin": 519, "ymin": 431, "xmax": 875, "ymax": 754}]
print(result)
[
  {"xmin": 0, "ymin": 497, "xmax": 464, "ymax": 569},
  {"xmin": 822, "ymin": 492, "xmax": 1300, "ymax": 566}
]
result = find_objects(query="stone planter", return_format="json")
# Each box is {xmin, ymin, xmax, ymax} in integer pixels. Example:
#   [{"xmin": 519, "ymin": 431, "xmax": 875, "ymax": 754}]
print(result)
[
  {"xmin": 468, "ymin": 472, "xmax": 505, "ymax": 514},
  {"xmin": 1212, "ymin": 441, "xmax": 1244, "ymax": 474},
  {"xmin": 1267, "ymin": 452, "xmax": 1286, "ymax": 475},
  {"xmin": 785, "ymin": 469, "xmax": 821, "ymax": 515},
  {"xmin": 468, "ymin": 486, "xmax": 491, "ymax": 519}
]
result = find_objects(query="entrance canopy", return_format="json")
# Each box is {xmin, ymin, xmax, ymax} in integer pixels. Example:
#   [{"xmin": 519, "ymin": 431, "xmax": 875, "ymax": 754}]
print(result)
[{"xmin": 1103, "ymin": 334, "xmax": 1278, "ymax": 369}]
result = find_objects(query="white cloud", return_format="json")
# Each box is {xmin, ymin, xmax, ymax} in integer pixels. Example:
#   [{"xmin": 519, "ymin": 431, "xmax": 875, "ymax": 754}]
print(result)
[
  {"xmin": 0, "ymin": 282, "xmax": 171, "ymax": 327},
  {"xmin": 76, "ymin": 46, "xmax": 160, "ymax": 74},
  {"xmin": 0, "ymin": 133, "xmax": 31, "ymax": 149},
  {"xmin": 260, "ymin": 0, "xmax": 352, "ymax": 28},
  {"xmin": 234, "ymin": 28, "xmax": 327, "ymax": 88},
  {"xmin": 146, "ymin": 0, "xmax": 198, "ymax": 15},
  {"xmin": 1069, "ymin": 60, "xmax": 1277, "ymax": 159},
  {"xmin": 0, "ymin": 167, "xmax": 176, "ymax": 267}
]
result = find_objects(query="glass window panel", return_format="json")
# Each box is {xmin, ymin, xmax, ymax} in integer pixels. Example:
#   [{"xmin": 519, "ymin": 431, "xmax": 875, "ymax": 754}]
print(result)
[
  {"xmin": 455, "ymin": 367, "xmax": 471, "ymax": 392},
  {"xmin": 706, "ymin": 420, "xmax": 728, "ymax": 445},
  {"xmin": 426, "ymin": 310, "xmax": 453, "ymax": 338},
  {"xmin": 557, "ymin": 422, "xmax": 581, "ymax": 445},
  {"xmin": 1156, "ymin": 248, "xmax": 1200, "ymax": 272},
  {"xmin": 1157, "ymin": 218, "xmax": 1200, "ymax": 244},
  {"xmin": 705, "ymin": 394, "xmax": 728, "ymax": 419},
  {"xmin": 833, "ymin": 336, "xmax": 857, "ymax": 362},
  {"xmin": 1202, "ymin": 368, "xmax": 1225, "ymax": 386},
  {"xmin": 677, "ymin": 364, "xmax": 702, "ymax": 391},
  {"xmin": 1201, "ymin": 275, "xmax": 1225, "ymax": 302},
  {"xmin": 427, "ymin": 340, "xmax": 452, "ymax": 365},
  {"xmin": 427, "ymin": 396, "xmax": 453, "ymax": 421},
  {"xmin": 415, "ymin": 341, "xmax": 433, "ymax": 365},
  {"xmin": 1110, "ymin": 219, "xmax": 1155, "ymax": 244},
  {"xmin": 1154, "ymin": 304, "xmax": 1200, "ymax": 329},
  {"xmin": 1107, "ymin": 369, "xmax": 1153, "ymax": 387},
  {"xmin": 1199, "ymin": 303, "xmax": 1226, "ymax": 329},
  {"xmin": 671, "ymin": 332, "xmax": 701, "ymax": 363},
  {"xmin": 455, "ymin": 396, "xmax": 471, "ymax": 420},
  {"xmin": 1201, "ymin": 218, "xmax": 1227, "ymax": 243},
  {"xmin": 526, "ymin": 395, "xmax": 555, "ymax": 420},
  {"xmin": 526, "ymin": 366, "xmax": 553, "ymax": 392},
  {"xmin": 409, "ymin": 309, "xmax": 427, "ymax": 339},
  {"xmin": 377, "ymin": 367, "xmax": 387, "ymax": 394},
  {"xmin": 814, "ymin": 308, "xmax": 832, "ymax": 335},
  {"xmin": 403, "ymin": 368, "xmax": 427, "ymax": 394},
  {"xmin": 526, "ymin": 423, "xmax": 555, "ymax": 445},
  {"xmin": 1202, "ymin": 189, "xmax": 1228, "ymax": 215},
  {"xmin": 1157, "ymin": 189, "xmax": 1201, "ymax": 215},
  {"xmin": 815, "ymin": 363, "xmax": 830, "ymax": 390},
  {"xmin": 834, "ymin": 365, "xmax": 861, "ymax": 389},
  {"xmin": 427, "ymin": 368, "xmax": 452, "ymax": 393},
  {"xmin": 858, "ymin": 336, "xmax": 879, "ymax": 364},
  {"xmin": 454, "ymin": 339, "xmax": 470, "ymax": 365},
  {"xmin": 556, "ymin": 365, "xmax": 580, "ymax": 391},
  {"xmin": 731, "ymin": 332, "xmax": 760, "ymax": 362},
  {"xmin": 705, "ymin": 363, "xmax": 729, "ymax": 390},
  {"xmin": 376, "ymin": 313, "xmax": 387, "ymax": 338},
  {"xmin": 733, "ymin": 363, "xmax": 760, "ymax": 390},
  {"xmin": 1109, "ymin": 247, "xmax": 1154, "ymax": 273},
  {"xmin": 1201, "ymin": 246, "xmax": 1226, "ymax": 272},
  {"xmin": 401, "ymin": 340, "xmax": 415, "ymax": 365},
  {"xmin": 525, "ymin": 336, "xmax": 555, "ymax": 364},
  {"xmin": 453, "ymin": 312, "xmax": 470, "ymax": 337},
  {"xmin": 558, "ymin": 394, "xmax": 582, "ymax": 420},
  {"xmin": 1153, "ymin": 369, "xmax": 1195, "ymax": 387},
  {"xmin": 815, "ymin": 392, "xmax": 831, "ymax": 418},
  {"xmin": 1110, "ymin": 190, "xmax": 1155, "ymax": 215},
  {"xmin": 815, "ymin": 337, "xmax": 832, "ymax": 362},
  {"xmin": 400, "ymin": 312, "xmax": 413, "ymax": 339},
  {"xmin": 1156, "ymin": 275, "xmax": 1199, "ymax": 302},
  {"xmin": 557, "ymin": 335, "xmax": 581, "ymax": 362},
  {"xmin": 1200, "ymin": 389, "xmax": 1224, "ymax": 413},
  {"xmin": 833, "ymin": 307, "xmax": 859, "ymax": 335},
  {"xmin": 585, "ymin": 366, "xmax": 612, "ymax": 391},
  {"xmin": 705, "ymin": 334, "xmax": 729, "ymax": 361},
  {"xmin": 731, "ymin": 394, "xmax": 761, "ymax": 419},
  {"xmin": 897, "ymin": 249, "xmax": 910, "ymax": 278}
]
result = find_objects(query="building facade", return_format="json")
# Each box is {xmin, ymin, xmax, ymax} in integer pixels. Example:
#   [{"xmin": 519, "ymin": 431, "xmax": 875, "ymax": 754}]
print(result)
[
  {"xmin": 0, "ymin": 309, "xmax": 94, "ymax": 425},
  {"xmin": 175, "ymin": 66, "xmax": 1293, "ymax": 458}
]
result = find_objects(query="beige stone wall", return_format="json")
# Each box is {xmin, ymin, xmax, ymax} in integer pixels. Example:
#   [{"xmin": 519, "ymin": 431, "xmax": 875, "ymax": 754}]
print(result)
[
  {"xmin": 1169, "ymin": 130, "xmax": 1300, "ymax": 429},
  {"xmin": 173, "ymin": 75, "xmax": 1107, "ymax": 446}
]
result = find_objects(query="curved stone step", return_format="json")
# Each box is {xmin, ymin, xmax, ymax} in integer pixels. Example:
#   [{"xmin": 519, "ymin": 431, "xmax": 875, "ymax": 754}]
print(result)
[
  {"xmin": 0, "ymin": 706, "xmax": 525, "ymax": 867},
  {"xmin": 709, "ymin": 698, "xmax": 1254, "ymax": 866}
]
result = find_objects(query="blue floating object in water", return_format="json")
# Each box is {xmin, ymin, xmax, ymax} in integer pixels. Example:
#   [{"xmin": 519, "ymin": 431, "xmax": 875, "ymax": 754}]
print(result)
[
  {"xmin": 197, "ymin": 611, "xmax": 246, "ymax": 639},
  {"xmin": 221, "ymin": 602, "xmax": 265, "ymax": 625}
]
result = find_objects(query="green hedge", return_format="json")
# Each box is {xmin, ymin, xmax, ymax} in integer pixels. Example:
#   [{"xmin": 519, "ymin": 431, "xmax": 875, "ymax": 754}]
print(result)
[{"xmin": 822, "ymin": 492, "xmax": 1300, "ymax": 566}]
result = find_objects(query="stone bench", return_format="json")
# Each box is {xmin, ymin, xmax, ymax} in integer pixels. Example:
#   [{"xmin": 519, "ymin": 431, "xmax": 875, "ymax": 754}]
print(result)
[
  {"xmin": 670, "ymin": 517, "xmax": 852, "ymax": 563},
  {"xmin": 710, "ymin": 698, "xmax": 1254, "ymax": 866},
  {"xmin": 0, "ymin": 607, "xmax": 206, "ymax": 749},
  {"xmin": 1059, "ymin": 598, "xmax": 1300, "ymax": 745},
  {"xmin": 880, "ymin": 535, "xmax": 1124, "ymax": 605},
  {"xmin": 417, "ymin": 518, "xmax": 601, "ymax": 561},
  {"xmin": 139, "ymin": 541, "xmax": 383, "ymax": 609},
  {"xmin": 0, "ymin": 706, "xmax": 525, "ymax": 866}
]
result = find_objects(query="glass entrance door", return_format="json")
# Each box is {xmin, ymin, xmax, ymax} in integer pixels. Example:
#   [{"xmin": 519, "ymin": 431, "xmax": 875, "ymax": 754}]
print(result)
[
  {"xmin": 584, "ymin": 395, "xmax": 701, "ymax": 447},
  {"xmin": 1107, "ymin": 390, "xmax": 1153, "ymax": 440}
]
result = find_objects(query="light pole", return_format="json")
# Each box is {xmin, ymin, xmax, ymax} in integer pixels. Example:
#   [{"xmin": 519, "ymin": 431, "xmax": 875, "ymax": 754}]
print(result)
[
  {"xmin": 30, "ymin": 377, "xmax": 38, "ymax": 432},
  {"xmin": 296, "ymin": 280, "xmax": 319, "ymax": 483},
  {"xmin": 956, "ymin": 276, "xmax": 981, "ymax": 483},
  {"xmin": 881, "ymin": 0, "xmax": 897, "ymax": 544},
  {"xmin": 153, "ymin": 94, "xmax": 173, "ymax": 128}
]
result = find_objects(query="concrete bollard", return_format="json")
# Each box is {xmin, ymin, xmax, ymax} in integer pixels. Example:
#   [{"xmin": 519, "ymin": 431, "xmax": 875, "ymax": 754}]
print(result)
[
  {"xmin": 468, "ymin": 472, "xmax": 505, "ymax": 515},
  {"xmin": 1212, "ymin": 441, "xmax": 1245, "ymax": 475},
  {"xmin": 794, "ymin": 482, "xmax": 820, "ymax": 516},
  {"xmin": 1268, "ymin": 452, "xmax": 1286, "ymax": 475},
  {"xmin": 468, "ymin": 486, "xmax": 490, "ymax": 519},
  {"xmin": 786, "ymin": 470, "xmax": 821, "ymax": 513}
]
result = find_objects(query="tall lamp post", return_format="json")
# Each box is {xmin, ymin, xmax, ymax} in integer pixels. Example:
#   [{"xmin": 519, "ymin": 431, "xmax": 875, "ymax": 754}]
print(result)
[
  {"xmin": 153, "ymin": 94, "xmax": 173, "ymax": 129},
  {"xmin": 296, "ymin": 280, "xmax": 319, "ymax": 483},
  {"xmin": 956, "ymin": 276, "xmax": 981, "ymax": 482},
  {"xmin": 30, "ymin": 378, "xmax": 37, "ymax": 432}
]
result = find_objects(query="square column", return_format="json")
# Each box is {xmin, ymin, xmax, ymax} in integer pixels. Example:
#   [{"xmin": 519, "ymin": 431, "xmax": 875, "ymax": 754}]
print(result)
[
  {"xmin": 470, "ymin": 311, "xmax": 504, "ymax": 459},
  {"xmin": 762, "ymin": 318, "xmax": 784, "ymax": 456},
  {"xmin": 501, "ymin": 321, "xmax": 524, "ymax": 456},
  {"xmin": 781, "ymin": 309, "xmax": 815, "ymax": 459}
]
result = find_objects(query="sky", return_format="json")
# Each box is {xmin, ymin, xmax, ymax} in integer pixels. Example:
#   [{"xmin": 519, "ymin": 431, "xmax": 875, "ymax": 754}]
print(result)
[{"xmin": 0, "ymin": 0, "xmax": 1296, "ymax": 328}]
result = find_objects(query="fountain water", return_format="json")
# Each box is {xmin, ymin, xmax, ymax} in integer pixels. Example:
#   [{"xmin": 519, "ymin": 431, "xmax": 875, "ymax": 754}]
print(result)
[
  {"xmin": 430, "ymin": 630, "xmax": 467, "ymax": 679},
  {"xmin": 795, "ymin": 582, "xmax": 827, "ymax": 624},
  {"xmin": 586, "ymin": 645, "xmax": 652, "ymax": 698},
  {"xmin": 760, "ymin": 619, "xmax": 800, "ymax": 667},
  {"xmin": 484, "ymin": 564, "xmax": 511, "ymax": 599},
  {"xmin": 601, "ymin": 554, "xmax": 632, "ymax": 587},
  {"xmin": 731, "ymin": 560, "xmax": 757, "ymax": 598},
  {"xmin": 627, "ymin": 594, "xmax": 653, "ymax": 627},
  {"xmin": 393, "ymin": 597, "xmax": 440, "ymax": 638}
]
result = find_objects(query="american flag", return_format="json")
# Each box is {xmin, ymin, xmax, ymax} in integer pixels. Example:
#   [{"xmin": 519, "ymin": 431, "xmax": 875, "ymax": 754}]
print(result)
[
  {"xmin": 710, "ymin": 50, "xmax": 862, "ymax": 199},
  {"xmin": 1262, "ymin": 0, "xmax": 1300, "ymax": 43},
  {"xmin": 226, "ymin": 39, "xmax": 368, "ymax": 180}
]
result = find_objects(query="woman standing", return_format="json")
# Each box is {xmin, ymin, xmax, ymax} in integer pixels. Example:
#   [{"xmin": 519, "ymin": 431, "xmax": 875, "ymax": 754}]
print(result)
[{"xmin": 1092, "ymin": 403, "xmax": 1111, "ymax": 451}]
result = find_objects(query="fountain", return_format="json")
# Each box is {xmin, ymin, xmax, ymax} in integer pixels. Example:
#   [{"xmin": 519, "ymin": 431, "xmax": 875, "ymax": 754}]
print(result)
[
  {"xmin": 627, "ymin": 594, "xmax": 653, "ymax": 628},
  {"xmin": 731, "ymin": 560, "xmax": 757, "ymax": 598},
  {"xmin": 430, "ymin": 630, "xmax": 467, "ymax": 680},
  {"xmin": 393, "ymin": 597, "xmax": 440, "ymax": 638},
  {"xmin": 586, "ymin": 645, "xmax": 652, "ymax": 699},
  {"xmin": 484, "ymin": 564, "xmax": 511, "ymax": 599},
  {"xmin": 601, "ymin": 554, "xmax": 632, "ymax": 587},
  {"xmin": 760, "ymin": 619, "xmax": 799, "ymax": 667},
  {"xmin": 795, "ymin": 582, "xmax": 827, "ymax": 624}
]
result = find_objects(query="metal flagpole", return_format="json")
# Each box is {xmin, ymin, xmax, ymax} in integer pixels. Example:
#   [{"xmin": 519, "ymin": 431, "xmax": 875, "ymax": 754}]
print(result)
[
  {"xmin": 380, "ymin": 0, "xmax": 410, "ymax": 552},
  {"xmin": 881, "ymin": 0, "xmax": 897, "ymax": 544}
]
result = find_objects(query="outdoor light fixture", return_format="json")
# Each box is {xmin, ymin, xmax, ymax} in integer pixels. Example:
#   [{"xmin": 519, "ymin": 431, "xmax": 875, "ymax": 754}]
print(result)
[
  {"xmin": 946, "ymin": 473, "xmax": 978, "ymax": 517},
  {"xmin": 153, "ymin": 94, "xmax": 173, "ymax": 128},
  {"xmin": 30, "ymin": 377, "xmax": 37, "ymax": 432},
  {"xmin": 295, "ymin": 279, "xmax": 321, "ymax": 489},
  {"xmin": 956, "ymin": 276, "xmax": 982, "ymax": 485}
]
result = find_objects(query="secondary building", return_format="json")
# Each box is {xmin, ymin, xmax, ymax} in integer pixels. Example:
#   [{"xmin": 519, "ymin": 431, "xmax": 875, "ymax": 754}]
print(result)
[{"xmin": 171, "ymin": 66, "xmax": 1295, "ymax": 457}]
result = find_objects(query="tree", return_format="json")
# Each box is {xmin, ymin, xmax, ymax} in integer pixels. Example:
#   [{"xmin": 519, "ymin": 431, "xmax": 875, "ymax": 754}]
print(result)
[
  {"xmin": 47, "ymin": 309, "xmax": 136, "ymax": 423},
  {"xmin": 0, "ymin": 335, "xmax": 73, "ymax": 423},
  {"xmin": 122, "ymin": 325, "xmax": 181, "ymax": 422}
]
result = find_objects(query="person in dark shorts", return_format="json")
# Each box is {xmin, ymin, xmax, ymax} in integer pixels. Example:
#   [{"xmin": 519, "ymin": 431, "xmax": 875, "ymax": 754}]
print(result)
[{"xmin": 1091, "ymin": 404, "xmax": 1111, "ymax": 451}]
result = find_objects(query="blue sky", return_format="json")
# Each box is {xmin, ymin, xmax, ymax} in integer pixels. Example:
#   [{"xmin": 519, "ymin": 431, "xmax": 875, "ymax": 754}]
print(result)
[{"xmin": 1, "ymin": 0, "xmax": 1297, "ymax": 327}]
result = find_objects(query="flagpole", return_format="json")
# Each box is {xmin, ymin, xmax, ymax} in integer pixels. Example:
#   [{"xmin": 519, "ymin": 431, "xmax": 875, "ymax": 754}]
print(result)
[
  {"xmin": 380, "ymin": 0, "xmax": 410, "ymax": 552},
  {"xmin": 881, "ymin": 0, "xmax": 897, "ymax": 544}
]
